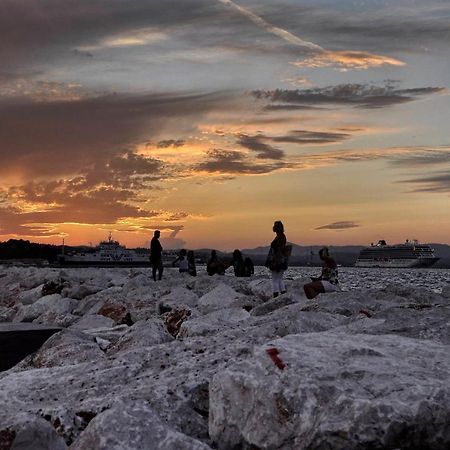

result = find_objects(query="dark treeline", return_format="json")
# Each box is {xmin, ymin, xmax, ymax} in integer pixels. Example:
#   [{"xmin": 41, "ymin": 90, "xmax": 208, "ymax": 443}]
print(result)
[{"xmin": 0, "ymin": 239, "xmax": 61, "ymax": 261}]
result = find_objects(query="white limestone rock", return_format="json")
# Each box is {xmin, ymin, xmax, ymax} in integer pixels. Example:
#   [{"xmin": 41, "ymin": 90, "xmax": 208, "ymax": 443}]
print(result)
[
  {"xmin": 198, "ymin": 283, "xmax": 244, "ymax": 314},
  {"xmin": 14, "ymin": 295, "xmax": 77, "ymax": 323},
  {"xmin": 108, "ymin": 319, "xmax": 173, "ymax": 354},
  {"xmin": 0, "ymin": 413, "xmax": 67, "ymax": 450},
  {"xmin": 15, "ymin": 329, "xmax": 105, "ymax": 369},
  {"xmin": 18, "ymin": 284, "xmax": 46, "ymax": 305},
  {"xmin": 209, "ymin": 332, "xmax": 450, "ymax": 450},
  {"xmin": 70, "ymin": 400, "xmax": 211, "ymax": 450},
  {"xmin": 158, "ymin": 287, "xmax": 199, "ymax": 313},
  {"xmin": 62, "ymin": 284, "xmax": 103, "ymax": 301},
  {"xmin": 69, "ymin": 314, "xmax": 115, "ymax": 331},
  {"xmin": 179, "ymin": 307, "xmax": 251, "ymax": 338},
  {"xmin": 247, "ymin": 278, "xmax": 272, "ymax": 301}
]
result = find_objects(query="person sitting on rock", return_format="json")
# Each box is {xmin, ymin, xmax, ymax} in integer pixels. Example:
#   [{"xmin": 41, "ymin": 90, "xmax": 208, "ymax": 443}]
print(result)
[
  {"xmin": 187, "ymin": 250, "xmax": 197, "ymax": 277},
  {"xmin": 303, "ymin": 247, "xmax": 339, "ymax": 299},
  {"xmin": 207, "ymin": 250, "xmax": 227, "ymax": 276},
  {"xmin": 172, "ymin": 249, "xmax": 189, "ymax": 273},
  {"xmin": 231, "ymin": 249, "xmax": 254, "ymax": 277}
]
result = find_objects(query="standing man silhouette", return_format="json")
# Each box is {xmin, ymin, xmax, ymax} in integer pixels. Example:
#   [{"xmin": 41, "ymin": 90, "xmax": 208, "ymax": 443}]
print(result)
[{"xmin": 150, "ymin": 230, "xmax": 163, "ymax": 281}]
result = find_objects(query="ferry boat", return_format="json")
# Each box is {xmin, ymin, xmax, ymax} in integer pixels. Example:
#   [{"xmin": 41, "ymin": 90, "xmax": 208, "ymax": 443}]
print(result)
[
  {"xmin": 355, "ymin": 240, "xmax": 439, "ymax": 268},
  {"xmin": 59, "ymin": 234, "xmax": 151, "ymax": 267}
]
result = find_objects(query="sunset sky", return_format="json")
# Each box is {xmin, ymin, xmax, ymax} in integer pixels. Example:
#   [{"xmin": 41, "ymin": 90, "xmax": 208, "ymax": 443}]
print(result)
[{"xmin": 0, "ymin": 0, "xmax": 449, "ymax": 250}]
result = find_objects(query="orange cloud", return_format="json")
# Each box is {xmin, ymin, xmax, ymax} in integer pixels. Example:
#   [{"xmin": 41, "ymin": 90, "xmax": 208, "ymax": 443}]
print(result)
[{"xmin": 292, "ymin": 50, "xmax": 405, "ymax": 71}]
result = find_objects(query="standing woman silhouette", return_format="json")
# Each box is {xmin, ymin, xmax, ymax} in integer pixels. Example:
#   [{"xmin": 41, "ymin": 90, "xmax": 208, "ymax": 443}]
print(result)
[{"xmin": 266, "ymin": 220, "xmax": 287, "ymax": 297}]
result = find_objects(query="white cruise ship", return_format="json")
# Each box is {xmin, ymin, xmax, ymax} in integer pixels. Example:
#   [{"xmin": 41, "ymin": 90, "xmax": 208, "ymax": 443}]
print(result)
[
  {"xmin": 355, "ymin": 240, "xmax": 439, "ymax": 268},
  {"xmin": 59, "ymin": 234, "xmax": 150, "ymax": 266}
]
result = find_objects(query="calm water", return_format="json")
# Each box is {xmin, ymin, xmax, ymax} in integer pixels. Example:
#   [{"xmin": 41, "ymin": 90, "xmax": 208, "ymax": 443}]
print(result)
[{"xmin": 252, "ymin": 266, "xmax": 450, "ymax": 294}]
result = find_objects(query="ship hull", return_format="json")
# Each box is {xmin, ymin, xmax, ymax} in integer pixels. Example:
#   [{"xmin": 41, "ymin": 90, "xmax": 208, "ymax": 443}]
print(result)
[{"xmin": 354, "ymin": 257, "xmax": 439, "ymax": 268}]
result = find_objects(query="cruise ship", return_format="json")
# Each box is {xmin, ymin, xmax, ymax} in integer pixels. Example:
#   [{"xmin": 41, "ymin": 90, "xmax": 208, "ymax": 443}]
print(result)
[
  {"xmin": 59, "ymin": 234, "xmax": 151, "ymax": 267},
  {"xmin": 355, "ymin": 240, "xmax": 439, "ymax": 268}
]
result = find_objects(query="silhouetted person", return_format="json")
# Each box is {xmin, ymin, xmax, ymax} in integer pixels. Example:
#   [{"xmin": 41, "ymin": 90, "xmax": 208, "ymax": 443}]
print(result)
[
  {"xmin": 265, "ymin": 220, "xmax": 289, "ymax": 297},
  {"xmin": 231, "ymin": 249, "xmax": 254, "ymax": 277},
  {"xmin": 172, "ymin": 249, "xmax": 189, "ymax": 273},
  {"xmin": 187, "ymin": 250, "xmax": 197, "ymax": 276},
  {"xmin": 244, "ymin": 256, "xmax": 254, "ymax": 277},
  {"xmin": 207, "ymin": 250, "xmax": 227, "ymax": 276},
  {"xmin": 303, "ymin": 247, "xmax": 339, "ymax": 299},
  {"xmin": 150, "ymin": 230, "xmax": 163, "ymax": 281}
]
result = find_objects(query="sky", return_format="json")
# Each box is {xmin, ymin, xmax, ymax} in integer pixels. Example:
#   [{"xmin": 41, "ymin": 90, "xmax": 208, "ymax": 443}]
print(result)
[{"xmin": 0, "ymin": 0, "xmax": 449, "ymax": 250}]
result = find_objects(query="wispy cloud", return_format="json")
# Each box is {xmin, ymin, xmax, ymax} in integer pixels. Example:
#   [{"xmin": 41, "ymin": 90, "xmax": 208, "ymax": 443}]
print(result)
[
  {"xmin": 315, "ymin": 221, "xmax": 360, "ymax": 230},
  {"xmin": 398, "ymin": 171, "xmax": 450, "ymax": 193},
  {"xmin": 252, "ymin": 83, "xmax": 446, "ymax": 109},
  {"xmin": 217, "ymin": 0, "xmax": 323, "ymax": 52},
  {"xmin": 292, "ymin": 50, "xmax": 405, "ymax": 71}
]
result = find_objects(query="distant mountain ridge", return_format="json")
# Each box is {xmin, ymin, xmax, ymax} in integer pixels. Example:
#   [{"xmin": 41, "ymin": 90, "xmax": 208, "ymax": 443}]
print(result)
[{"xmin": 1, "ymin": 239, "xmax": 449, "ymax": 268}]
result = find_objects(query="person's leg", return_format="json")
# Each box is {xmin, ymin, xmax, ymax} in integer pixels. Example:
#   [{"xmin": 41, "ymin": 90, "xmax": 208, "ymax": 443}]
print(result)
[
  {"xmin": 152, "ymin": 264, "xmax": 157, "ymax": 282},
  {"xmin": 303, "ymin": 281, "xmax": 325, "ymax": 299},
  {"xmin": 272, "ymin": 271, "xmax": 280, "ymax": 297},
  {"xmin": 158, "ymin": 260, "xmax": 163, "ymax": 280},
  {"xmin": 279, "ymin": 271, "xmax": 286, "ymax": 294}
]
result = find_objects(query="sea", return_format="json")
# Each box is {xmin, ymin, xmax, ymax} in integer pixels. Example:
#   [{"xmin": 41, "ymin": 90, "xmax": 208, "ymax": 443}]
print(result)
[{"xmin": 251, "ymin": 266, "xmax": 450, "ymax": 294}]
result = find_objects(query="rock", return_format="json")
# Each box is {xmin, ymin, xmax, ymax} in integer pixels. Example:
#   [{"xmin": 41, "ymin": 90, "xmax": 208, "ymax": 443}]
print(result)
[
  {"xmin": 69, "ymin": 314, "xmax": 115, "ymax": 331},
  {"xmin": 251, "ymin": 294, "xmax": 297, "ymax": 316},
  {"xmin": 247, "ymin": 279, "xmax": 272, "ymax": 301},
  {"xmin": 18, "ymin": 284, "xmax": 45, "ymax": 305},
  {"xmin": 108, "ymin": 319, "xmax": 172, "ymax": 354},
  {"xmin": 442, "ymin": 285, "xmax": 450, "ymax": 299},
  {"xmin": 62, "ymin": 284, "xmax": 102, "ymax": 300},
  {"xmin": 83, "ymin": 325, "xmax": 130, "ymax": 345},
  {"xmin": 70, "ymin": 400, "xmax": 211, "ymax": 450},
  {"xmin": 33, "ymin": 312, "xmax": 78, "ymax": 328},
  {"xmin": 14, "ymin": 295, "xmax": 77, "ymax": 323},
  {"xmin": 15, "ymin": 329, "xmax": 105, "ymax": 369},
  {"xmin": 158, "ymin": 287, "xmax": 199, "ymax": 314},
  {"xmin": 97, "ymin": 300, "xmax": 129, "ymax": 323},
  {"xmin": 209, "ymin": 332, "xmax": 450, "ymax": 450},
  {"xmin": 198, "ymin": 284, "xmax": 244, "ymax": 314},
  {"xmin": 42, "ymin": 280, "xmax": 66, "ymax": 296},
  {"xmin": 179, "ymin": 308, "xmax": 251, "ymax": 338},
  {"xmin": 164, "ymin": 308, "xmax": 192, "ymax": 337},
  {"xmin": 0, "ymin": 414, "xmax": 67, "ymax": 450}
]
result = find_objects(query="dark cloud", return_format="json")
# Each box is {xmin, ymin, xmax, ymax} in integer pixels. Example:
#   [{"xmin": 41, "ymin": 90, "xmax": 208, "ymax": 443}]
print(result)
[
  {"xmin": 271, "ymin": 130, "xmax": 350, "ymax": 144},
  {"xmin": 197, "ymin": 149, "xmax": 287, "ymax": 174},
  {"xmin": 263, "ymin": 104, "xmax": 322, "ymax": 111},
  {"xmin": 315, "ymin": 221, "xmax": 360, "ymax": 230},
  {"xmin": 389, "ymin": 150, "xmax": 450, "ymax": 167},
  {"xmin": 398, "ymin": 171, "xmax": 450, "ymax": 193},
  {"xmin": 252, "ymin": 84, "xmax": 446, "ymax": 109},
  {"xmin": 156, "ymin": 139, "xmax": 185, "ymax": 148},
  {"xmin": 0, "ymin": 91, "xmax": 226, "ymax": 177},
  {"xmin": 236, "ymin": 134, "xmax": 285, "ymax": 160}
]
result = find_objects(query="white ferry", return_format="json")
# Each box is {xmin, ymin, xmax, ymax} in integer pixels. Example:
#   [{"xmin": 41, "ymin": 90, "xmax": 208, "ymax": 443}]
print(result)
[
  {"xmin": 59, "ymin": 234, "xmax": 150, "ymax": 267},
  {"xmin": 355, "ymin": 240, "xmax": 439, "ymax": 268}
]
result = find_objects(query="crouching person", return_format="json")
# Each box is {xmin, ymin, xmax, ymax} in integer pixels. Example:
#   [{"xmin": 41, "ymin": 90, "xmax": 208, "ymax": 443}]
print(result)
[{"xmin": 303, "ymin": 247, "xmax": 339, "ymax": 299}]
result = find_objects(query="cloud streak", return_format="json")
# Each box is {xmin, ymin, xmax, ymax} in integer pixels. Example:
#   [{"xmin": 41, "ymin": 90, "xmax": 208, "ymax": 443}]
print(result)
[
  {"xmin": 315, "ymin": 221, "xmax": 360, "ymax": 230},
  {"xmin": 252, "ymin": 84, "xmax": 446, "ymax": 109}
]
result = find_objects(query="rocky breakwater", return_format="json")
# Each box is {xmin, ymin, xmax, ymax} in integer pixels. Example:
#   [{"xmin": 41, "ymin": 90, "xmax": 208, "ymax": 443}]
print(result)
[{"xmin": 0, "ymin": 265, "xmax": 449, "ymax": 449}]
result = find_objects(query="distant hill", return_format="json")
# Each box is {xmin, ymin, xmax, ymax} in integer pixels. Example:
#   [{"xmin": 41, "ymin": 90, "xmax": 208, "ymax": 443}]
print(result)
[{"xmin": 0, "ymin": 239, "xmax": 449, "ymax": 268}]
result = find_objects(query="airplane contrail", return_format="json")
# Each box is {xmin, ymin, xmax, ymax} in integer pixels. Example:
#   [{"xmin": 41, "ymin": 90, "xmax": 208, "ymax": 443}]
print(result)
[{"xmin": 218, "ymin": 0, "xmax": 324, "ymax": 52}]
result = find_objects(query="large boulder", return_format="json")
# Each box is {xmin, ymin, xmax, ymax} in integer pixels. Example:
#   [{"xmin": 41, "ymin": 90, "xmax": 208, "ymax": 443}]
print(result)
[
  {"xmin": 14, "ymin": 295, "xmax": 77, "ymax": 323},
  {"xmin": 209, "ymin": 332, "xmax": 450, "ymax": 450},
  {"xmin": 69, "ymin": 315, "xmax": 115, "ymax": 331},
  {"xmin": 197, "ymin": 284, "xmax": 244, "ymax": 314},
  {"xmin": 158, "ymin": 287, "xmax": 199, "ymax": 313},
  {"xmin": 70, "ymin": 400, "xmax": 211, "ymax": 450},
  {"xmin": 179, "ymin": 308, "xmax": 251, "ymax": 338},
  {"xmin": 0, "ymin": 414, "xmax": 67, "ymax": 450}
]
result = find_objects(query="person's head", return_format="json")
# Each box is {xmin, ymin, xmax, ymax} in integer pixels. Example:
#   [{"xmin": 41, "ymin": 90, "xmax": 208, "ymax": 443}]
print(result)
[
  {"xmin": 273, "ymin": 220, "xmax": 284, "ymax": 234},
  {"xmin": 233, "ymin": 249, "xmax": 242, "ymax": 260},
  {"xmin": 211, "ymin": 250, "xmax": 217, "ymax": 258},
  {"xmin": 154, "ymin": 230, "xmax": 160, "ymax": 238},
  {"xmin": 319, "ymin": 247, "xmax": 329, "ymax": 259}
]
